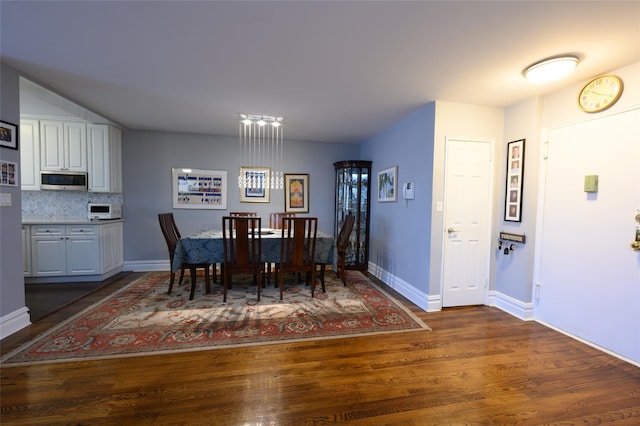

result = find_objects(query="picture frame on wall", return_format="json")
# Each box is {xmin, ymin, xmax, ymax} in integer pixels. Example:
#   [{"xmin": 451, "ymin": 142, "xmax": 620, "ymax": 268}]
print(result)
[
  {"xmin": 284, "ymin": 173, "xmax": 309, "ymax": 213},
  {"xmin": 504, "ymin": 139, "xmax": 525, "ymax": 222},
  {"xmin": 172, "ymin": 168, "xmax": 227, "ymax": 209},
  {"xmin": 0, "ymin": 120, "xmax": 18, "ymax": 150},
  {"xmin": 0, "ymin": 160, "xmax": 18, "ymax": 186},
  {"xmin": 239, "ymin": 167, "xmax": 271, "ymax": 203},
  {"xmin": 377, "ymin": 165, "xmax": 398, "ymax": 202}
]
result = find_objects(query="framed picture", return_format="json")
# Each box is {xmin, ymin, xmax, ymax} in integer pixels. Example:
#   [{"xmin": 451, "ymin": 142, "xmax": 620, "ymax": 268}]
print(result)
[
  {"xmin": 377, "ymin": 165, "xmax": 398, "ymax": 202},
  {"xmin": 239, "ymin": 167, "xmax": 270, "ymax": 203},
  {"xmin": 504, "ymin": 139, "xmax": 525, "ymax": 222},
  {"xmin": 172, "ymin": 168, "xmax": 227, "ymax": 209},
  {"xmin": 0, "ymin": 160, "xmax": 18, "ymax": 186},
  {"xmin": 0, "ymin": 120, "xmax": 18, "ymax": 150},
  {"xmin": 284, "ymin": 173, "xmax": 309, "ymax": 213}
]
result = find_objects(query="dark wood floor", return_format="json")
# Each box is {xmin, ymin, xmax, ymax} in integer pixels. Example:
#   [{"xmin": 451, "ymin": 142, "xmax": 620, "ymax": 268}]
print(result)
[{"xmin": 1, "ymin": 272, "xmax": 639, "ymax": 425}]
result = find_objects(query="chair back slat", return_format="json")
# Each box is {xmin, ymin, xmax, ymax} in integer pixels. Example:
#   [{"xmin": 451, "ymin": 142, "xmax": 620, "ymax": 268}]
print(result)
[
  {"xmin": 269, "ymin": 212, "xmax": 296, "ymax": 229},
  {"xmin": 223, "ymin": 216, "xmax": 261, "ymax": 270},
  {"xmin": 337, "ymin": 214, "xmax": 356, "ymax": 251},
  {"xmin": 281, "ymin": 217, "xmax": 317, "ymax": 268},
  {"xmin": 158, "ymin": 213, "xmax": 180, "ymax": 260}
]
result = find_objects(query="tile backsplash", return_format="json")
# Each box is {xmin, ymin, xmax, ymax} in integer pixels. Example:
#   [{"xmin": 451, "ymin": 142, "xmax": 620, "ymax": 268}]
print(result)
[{"xmin": 22, "ymin": 191, "xmax": 123, "ymax": 221}]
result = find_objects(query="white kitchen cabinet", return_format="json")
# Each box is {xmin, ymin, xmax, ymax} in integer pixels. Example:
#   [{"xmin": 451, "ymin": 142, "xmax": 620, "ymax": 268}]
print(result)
[
  {"xmin": 40, "ymin": 120, "xmax": 87, "ymax": 172},
  {"xmin": 66, "ymin": 225, "xmax": 100, "ymax": 274},
  {"xmin": 87, "ymin": 124, "xmax": 122, "ymax": 193},
  {"xmin": 100, "ymin": 221, "xmax": 124, "ymax": 273},
  {"xmin": 22, "ymin": 225, "xmax": 32, "ymax": 276},
  {"xmin": 30, "ymin": 225, "xmax": 99, "ymax": 276},
  {"xmin": 19, "ymin": 119, "xmax": 41, "ymax": 191}
]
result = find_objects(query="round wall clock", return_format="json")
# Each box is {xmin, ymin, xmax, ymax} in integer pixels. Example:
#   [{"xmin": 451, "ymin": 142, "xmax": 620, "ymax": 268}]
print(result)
[{"xmin": 578, "ymin": 74, "xmax": 623, "ymax": 113}]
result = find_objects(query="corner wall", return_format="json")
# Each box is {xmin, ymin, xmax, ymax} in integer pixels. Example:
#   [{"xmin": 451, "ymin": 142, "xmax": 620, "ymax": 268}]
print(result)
[
  {"xmin": 430, "ymin": 102, "xmax": 504, "ymax": 305},
  {"xmin": 0, "ymin": 62, "xmax": 30, "ymax": 338},
  {"xmin": 361, "ymin": 104, "xmax": 436, "ymax": 310}
]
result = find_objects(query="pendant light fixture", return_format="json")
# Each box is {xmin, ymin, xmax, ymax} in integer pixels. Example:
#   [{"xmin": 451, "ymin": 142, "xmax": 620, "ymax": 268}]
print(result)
[{"xmin": 238, "ymin": 113, "xmax": 285, "ymax": 190}]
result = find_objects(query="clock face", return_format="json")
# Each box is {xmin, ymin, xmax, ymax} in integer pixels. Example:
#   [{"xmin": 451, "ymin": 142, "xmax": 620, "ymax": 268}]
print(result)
[{"xmin": 578, "ymin": 75, "xmax": 623, "ymax": 113}]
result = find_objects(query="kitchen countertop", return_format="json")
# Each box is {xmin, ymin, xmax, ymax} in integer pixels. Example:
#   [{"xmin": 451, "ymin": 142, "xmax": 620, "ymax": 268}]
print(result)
[{"xmin": 22, "ymin": 218, "xmax": 125, "ymax": 225}]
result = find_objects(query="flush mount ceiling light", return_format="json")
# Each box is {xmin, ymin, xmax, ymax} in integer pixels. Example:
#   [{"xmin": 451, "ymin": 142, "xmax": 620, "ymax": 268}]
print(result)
[{"xmin": 523, "ymin": 56, "xmax": 579, "ymax": 83}]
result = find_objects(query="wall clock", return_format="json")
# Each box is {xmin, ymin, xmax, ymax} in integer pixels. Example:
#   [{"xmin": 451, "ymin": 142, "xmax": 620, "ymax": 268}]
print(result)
[{"xmin": 578, "ymin": 75, "xmax": 623, "ymax": 113}]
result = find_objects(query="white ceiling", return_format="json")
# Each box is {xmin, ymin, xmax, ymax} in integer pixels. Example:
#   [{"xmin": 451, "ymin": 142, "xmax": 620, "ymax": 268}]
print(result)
[{"xmin": 1, "ymin": 1, "xmax": 639, "ymax": 143}]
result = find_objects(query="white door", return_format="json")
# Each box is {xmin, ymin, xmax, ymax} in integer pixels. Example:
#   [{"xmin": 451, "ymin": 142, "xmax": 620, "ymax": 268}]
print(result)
[
  {"xmin": 442, "ymin": 138, "xmax": 493, "ymax": 307},
  {"xmin": 536, "ymin": 109, "xmax": 640, "ymax": 362}
]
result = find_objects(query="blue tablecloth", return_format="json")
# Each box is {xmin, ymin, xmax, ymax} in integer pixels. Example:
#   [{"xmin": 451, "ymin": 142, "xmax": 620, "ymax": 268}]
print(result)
[{"xmin": 172, "ymin": 229, "xmax": 335, "ymax": 272}]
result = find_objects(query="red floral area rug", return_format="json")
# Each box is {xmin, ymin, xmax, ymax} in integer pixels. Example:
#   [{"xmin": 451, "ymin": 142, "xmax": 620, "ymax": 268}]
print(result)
[{"xmin": 1, "ymin": 271, "xmax": 430, "ymax": 366}]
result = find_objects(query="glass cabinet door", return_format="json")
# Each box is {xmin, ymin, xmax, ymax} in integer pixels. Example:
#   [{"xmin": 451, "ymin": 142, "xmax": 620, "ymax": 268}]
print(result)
[{"xmin": 334, "ymin": 161, "xmax": 371, "ymax": 270}]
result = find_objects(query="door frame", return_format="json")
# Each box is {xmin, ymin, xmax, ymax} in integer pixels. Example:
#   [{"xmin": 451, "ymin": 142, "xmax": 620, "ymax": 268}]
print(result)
[{"xmin": 439, "ymin": 136, "xmax": 495, "ymax": 308}]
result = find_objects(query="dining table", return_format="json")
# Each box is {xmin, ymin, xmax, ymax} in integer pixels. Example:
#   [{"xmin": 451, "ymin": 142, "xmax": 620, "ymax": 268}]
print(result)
[{"xmin": 172, "ymin": 228, "xmax": 336, "ymax": 286}]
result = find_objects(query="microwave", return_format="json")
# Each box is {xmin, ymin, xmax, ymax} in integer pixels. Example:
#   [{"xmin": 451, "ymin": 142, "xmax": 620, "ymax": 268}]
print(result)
[
  {"xmin": 88, "ymin": 203, "xmax": 122, "ymax": 220},
  {"xmin": 41, "ymin": 171, "xmax": 87, "ymax": 191}
]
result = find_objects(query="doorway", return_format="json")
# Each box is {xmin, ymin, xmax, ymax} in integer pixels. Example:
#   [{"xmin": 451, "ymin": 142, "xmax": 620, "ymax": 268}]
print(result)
[
  {"xmin": 536, "ymin": 109, "xmax": 640, "ymax": 361},
  {"xmin": 442, "ymin": 138, "xmax": 493, "ymax": 307}
]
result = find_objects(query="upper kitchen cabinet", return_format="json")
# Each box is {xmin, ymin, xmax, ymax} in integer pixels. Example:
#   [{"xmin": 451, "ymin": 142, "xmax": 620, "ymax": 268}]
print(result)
[
  {"xmin": 20, "ymin": 118, "xmax": 41, "ymax": 191},
  {"xmin": 88, "ymin": 124, "xmax": 122, "ymax": 193},
  {"xmin": 39, "ymin": 120, "xmax": 87, "ymax": 172}
]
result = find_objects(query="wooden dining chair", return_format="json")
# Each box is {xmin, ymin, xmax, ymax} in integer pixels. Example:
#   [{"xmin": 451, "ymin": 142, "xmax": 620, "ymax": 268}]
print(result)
[
  {"xmin": 336, "ymin": 214, "xmax": 356, "ymax": 286},
  {"xmin": 269, "ymin": 212, "xmax": 295, "ymax": 229},
  {"xmin": 230, "ymin": 212, "xmax": 258, "ymax": 229},
  {"xmin": 222, "ymin": 216, "xmax": 263, "ymax": 302},
  {"xmin": 265, "ymin": 212, "xmax": 296, "ymax": 285},
  {"xmin": 158, "ymin": 213, "xmax": 212, "ymax": 300},
  {"xmin": 278, "ymin": 217, "xmax": 318, "ymax": 300}
]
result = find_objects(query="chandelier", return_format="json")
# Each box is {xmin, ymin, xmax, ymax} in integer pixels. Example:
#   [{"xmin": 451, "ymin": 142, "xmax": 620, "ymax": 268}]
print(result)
[{"xmin": 238, "ymin": 113, "xmax": 285, "ymax": 190}]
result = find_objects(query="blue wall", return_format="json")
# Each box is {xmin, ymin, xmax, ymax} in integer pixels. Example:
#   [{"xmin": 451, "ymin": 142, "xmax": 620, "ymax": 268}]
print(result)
[
  {"xmin": 122, "ymin": 129, "xmax": 359, "ymax": 263},
  {"xmin": 361, "ymin": 103, "xmax": 435, "ymax": 296}
]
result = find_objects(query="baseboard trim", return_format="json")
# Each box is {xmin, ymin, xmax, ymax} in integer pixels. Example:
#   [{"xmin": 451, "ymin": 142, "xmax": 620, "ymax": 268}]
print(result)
[
  {"xmin": 536, "ymin": 319, "xmax": 640, "ymax": 368},
  {"xmin": 123, "ymin": 260, "xmax": 168, "ymax": 272},
  {"xmin": 489, "ymin": 290, "xmax": 535, "ymax": 321},
  {"xmin": 0, "ymin": 307, "xmax": 31, "ymax": 340},
  {"xmin": 367, "ymin": 262, "xmax": 433, "ymax": 311}
]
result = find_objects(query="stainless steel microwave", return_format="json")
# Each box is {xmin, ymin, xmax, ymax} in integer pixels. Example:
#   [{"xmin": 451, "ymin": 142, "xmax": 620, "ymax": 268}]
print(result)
[{"xmin": 40, "ymin": 171, "xmax": 88, "ymax": 191}]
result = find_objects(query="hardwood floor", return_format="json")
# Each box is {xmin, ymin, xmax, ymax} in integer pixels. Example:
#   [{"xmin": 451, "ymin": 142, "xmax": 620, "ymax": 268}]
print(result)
[{"xmin": 1, "ymin": 272, "xmax": 639, "ymax": 425}]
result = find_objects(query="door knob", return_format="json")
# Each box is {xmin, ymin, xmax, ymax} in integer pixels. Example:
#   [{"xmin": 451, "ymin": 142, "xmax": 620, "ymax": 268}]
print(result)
[{"xmin": 447, "ymin": 227, "xmax": 460, "ymax": 234}]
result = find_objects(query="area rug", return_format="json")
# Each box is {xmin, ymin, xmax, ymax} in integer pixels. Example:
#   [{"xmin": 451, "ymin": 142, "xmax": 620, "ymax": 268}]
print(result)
[{"xmin": 1, "ymin": 271, "xmax": 430, "ymax": 366}]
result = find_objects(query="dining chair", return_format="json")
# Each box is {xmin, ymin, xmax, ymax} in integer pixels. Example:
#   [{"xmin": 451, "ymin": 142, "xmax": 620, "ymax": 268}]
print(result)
[
  {"xmin": 336, "ymin": 214, "xmax": 356, "ymax": 286},
  {"xmin": 278, "ymin": 217, "xmax": 318, "ymax": 300},
  {"xmin": 269, "ymin": 212, "xmax": 295, "ymax": 229},
  {"xmin": 158, "ymin": 213, "xmax": 212, "ymax": 300},
  {"xmin": 266, "ymin": 212, "xmax": 296, "ymax": 285},
  {"xmin": 230, "ymin": 212, "xmax": 258, "ymax": 229},
  {"xmin": 222, "ymin": 216, "xmax": 263, "ymax": 302}
]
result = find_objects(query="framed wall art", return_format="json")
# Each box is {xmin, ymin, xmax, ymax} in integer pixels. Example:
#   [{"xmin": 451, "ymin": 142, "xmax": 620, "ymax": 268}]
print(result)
[
  {"xmin": 504, "ymin": 139, "xmax": 525, "ymax": 222},
  {"xmin": 239, "ymin": 167, "xmax": 270, "ymax": 203},
  {"xmin": 0, "ymin": 120, "xmax": 18, "ymax": 150},
  {"xmin": 0, "ymin": 160, "xmax": 18, "ymax": 186},
  {"xmin": 172, "ymin": 168, "xmax": 227, "ymax": 209},
  {"xmin": 377, "ymin": 165, "xmax": 397, "ymax": 202},
  {"xmin": 284, "ymin": 173, "xmax": 309, "ymax": 213}
]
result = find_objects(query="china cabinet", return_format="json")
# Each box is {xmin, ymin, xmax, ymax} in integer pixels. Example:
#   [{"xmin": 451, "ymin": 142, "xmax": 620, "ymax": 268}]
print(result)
[{"xmin": 334, "ymin": 160, "xmax": 371, "ymax": 270}]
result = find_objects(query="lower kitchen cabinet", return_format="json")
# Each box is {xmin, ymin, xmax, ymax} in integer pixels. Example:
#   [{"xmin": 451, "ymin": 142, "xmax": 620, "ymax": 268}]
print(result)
[
  {"xmin": 27, "ymin": 221, "xmax": 123, "ymax": 280},
  {"xmin": 31, "ymin": 225, "xmax": 99, "ymax": 276},
  {"xmin": 23, "ymin": 225, "xmax": 32, "ymax": 276}
]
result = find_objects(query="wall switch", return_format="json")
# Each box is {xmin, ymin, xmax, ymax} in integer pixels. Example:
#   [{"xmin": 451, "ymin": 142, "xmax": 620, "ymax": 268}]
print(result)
[{"xmin": 0, "ymin": 193, "xmax": 11, "ymax": 206}]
